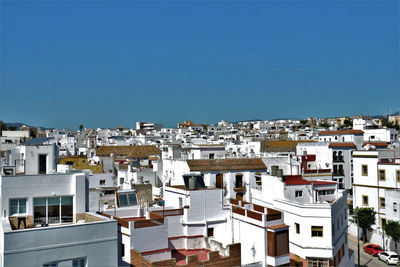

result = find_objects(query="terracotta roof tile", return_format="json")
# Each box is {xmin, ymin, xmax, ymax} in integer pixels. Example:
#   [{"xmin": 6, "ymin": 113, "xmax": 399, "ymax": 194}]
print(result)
[
  {"xmin": 320, "ymin": 130, "xmax": 364, "ymax": 135},
  {"xmin": 283, "ymin": 175, "xmax": 336, "ymax": 186},
  {"xmin": 187, "ymin": 158, "xmax": 267, "ymax": 172},
  {"xmin": 328, "ymin": 142, "xmax": 357, "ymax": 148},
  {"xmin": 268, "ymin": 224, "xmax": 289, "ymax": 230},
  {"xmin": 96, "ymin": 145, "xmax": 161, "ymax": 158}
]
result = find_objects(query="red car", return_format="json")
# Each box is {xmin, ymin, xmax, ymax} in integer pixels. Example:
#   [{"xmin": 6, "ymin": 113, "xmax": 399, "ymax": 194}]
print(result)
[{"xmin": 364, "ymin": 244, "xmax": 384, "ymax": 256}]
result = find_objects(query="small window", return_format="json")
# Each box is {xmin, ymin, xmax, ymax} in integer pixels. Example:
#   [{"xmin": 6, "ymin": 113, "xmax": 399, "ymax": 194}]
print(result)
[
  {"xmin": 118, "ymin": 194, "xmax": 128, "ymax": 207},
  {"xmin": 379, "ymin": 197, "xmax": 385, "ymax": 209},
  {"xmin": 10, "ymin": 198, "xmax": 27, "ymax": 215},
  {"xmin": 362, "ymin": 165, "xmax": 368, "ymax": 176},
  {"xmin": 396, "ymin": 170, "xmax": 400, "ymax": 182},
  {"xmin": 207, "ymin": 228, "xmax": 214, "ymax": 237},
  {"xmin": 255, "ymin": 173, "xmax": 262, "ymax": 186},
  {"xmin": 394, "ymin": 202, "xmax": 398, "ymax": 212},
  {"xmin": 100, "ymin": 180, "xmax": 106, "ymax": 185},
  {"xmin": 295, "ymin": 191, "xmax": 303, "ymax": 198},
  {"xmin": 72, "ymin": 258, "xmax": 85, "ymax": 267},
  {"xmin": 120, "ymin": 178, "xmax": 124, "ymax": 185},
  {"xmin": 311, "ymin": 226, "xmax": 323, "ymax": 237},
  {"xmin": 121, "ymin": 243, "xmax": 125, "ymax": 257},
  {"xmin": 209, "ymin": 153, "xmax": 214, "ymax": 159},
  {"xmin": 379, "ymin": 170, "xmax": 386, "ymax": 181},
  {"xmin": 295, "ymin": 223, "xmax": 300, "ymax": 234},
  {"xmin": 362, "ymin": 195, "xmax": 369, "ymax": 206}
]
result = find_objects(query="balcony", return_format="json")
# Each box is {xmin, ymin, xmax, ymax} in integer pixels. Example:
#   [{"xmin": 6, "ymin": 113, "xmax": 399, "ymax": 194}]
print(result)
[{"xmin": 233, "ymin": 187, "xmax": 246, "ymax": 193}]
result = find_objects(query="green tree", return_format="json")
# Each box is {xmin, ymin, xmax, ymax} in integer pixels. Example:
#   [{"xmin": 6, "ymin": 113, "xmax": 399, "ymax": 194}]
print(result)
[
  {"xmin": 343, "ymin": 119, "xmax": 351, "ymax": 127},
  {"xmin": 300, "ymin": 120, "xmax": 308, "ymax": 125},
  {"xmin": 79, "ymin": 124, "xmax": 84, "ymax": 132},
  {"xmin": 319, "ymin": 123, "xmax": 330, "ymax": 128},
  {"xmin": 384, "ymin": 220, "xmax": 400, "ymax": 251},
  {"xmin": 350, "ymin": 207, "xmax": 376, "ymax": 242}
]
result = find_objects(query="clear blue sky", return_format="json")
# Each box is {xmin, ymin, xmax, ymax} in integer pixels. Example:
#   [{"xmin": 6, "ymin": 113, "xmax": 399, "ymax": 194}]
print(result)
[{"xmin": 1, "ymin": 1, "xmax": 399, "ymax": 129}]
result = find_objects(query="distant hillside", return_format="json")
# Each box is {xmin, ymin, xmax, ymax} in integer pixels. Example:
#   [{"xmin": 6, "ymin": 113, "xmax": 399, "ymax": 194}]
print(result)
[{"xmin": 1, "ymin": 121, "xmax": 53, "ymax": 131}]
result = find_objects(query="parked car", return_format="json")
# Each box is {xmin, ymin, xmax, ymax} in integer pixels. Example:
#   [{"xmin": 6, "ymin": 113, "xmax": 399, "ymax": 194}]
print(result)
[
  {"xmin": 378, "ymin": 251, "xmax": 399, "ymax": 265},
  {"xmin": 364, "ymin": 244, "xmax": 384, "ymax": 256}
]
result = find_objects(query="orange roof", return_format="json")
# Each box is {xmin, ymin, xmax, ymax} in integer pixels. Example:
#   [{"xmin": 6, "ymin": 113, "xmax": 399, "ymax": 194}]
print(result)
[
  {"xmin": 320, "ymin": 130, "xmax": 364, "ymax": 135},
  {"xmin": 96, "ymin": 145, "xmax": 161, "ymax": 158},
  {"xmin": 268, "ymin": 224, "xmax": 289, "ymax": 230},
  {"xmin": 187, "ymin": 158, "xmax": 267, "ymax": 171},
  {"xmin": 328, "ymin": 142, "xmax": 357, "ymax": 148}
]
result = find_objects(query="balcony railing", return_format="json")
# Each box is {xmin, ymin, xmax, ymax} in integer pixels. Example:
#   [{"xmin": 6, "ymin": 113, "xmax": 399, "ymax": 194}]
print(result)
[{"xmin": 233, "ymin": 187, "xmax": 246, "ymax": 193}]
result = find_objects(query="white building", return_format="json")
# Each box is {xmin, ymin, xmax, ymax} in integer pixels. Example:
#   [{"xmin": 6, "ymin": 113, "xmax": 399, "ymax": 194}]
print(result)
[
  {"xmin": 251, "ymin": 174, "xmax": 352, "ymax": 267},
  {"xmin": 0, "ymin": 172, "xmax": 118, "ymax": 267},
  {"xmin": 352, "ymin": 116, "xmax": 377, "ymax": 130},
  {"xmin": 3, "ymin": 138, "xmax": 58, "ymax": 175},
  {"xmin": 352, "ymin": 149, "xmax": 400, "ymax": 250},
  {"xmin": 363, "ymin": 128, "xmax": 398, "ymax": 143}
]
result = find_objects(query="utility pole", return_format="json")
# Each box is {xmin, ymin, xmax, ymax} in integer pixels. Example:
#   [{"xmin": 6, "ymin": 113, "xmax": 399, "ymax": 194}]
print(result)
[{"xmin": 357, "ymin": 219, "xmax": 360, "ymax": 267}]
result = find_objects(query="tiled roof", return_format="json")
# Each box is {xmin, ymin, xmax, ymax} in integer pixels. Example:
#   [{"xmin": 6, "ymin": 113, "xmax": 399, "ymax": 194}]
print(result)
[
  {"xmin": 96, "ymin": 145, "xmax": 161, "ymax": 158},
  {"xmin": 266, "ymin": 140, "xmax": 315, "ymax": 148},
  {"xmin": 187, "ymin": 158, "xmax": 267, "ymax": 172},
  {"xmin": 311, "ymin": 180, "xmax": 337, "ymax": 186},
  {"xmin": 283, "ymin": 175, "xmax": 311, "ymax": 185},
  {"xmin": 319, "ymin": 130, "xmax": 364, "ymax": 135},
  {"xmin": 283, "ymin": 175, "xmax": 336, "ymax": 186},
  {"xmin": 328, "ymin": 142, "xmax": 357, "ymax": 148},
  {"xmin": 268, "ymin": 224, "xmax": 289, "ymax": 230}
]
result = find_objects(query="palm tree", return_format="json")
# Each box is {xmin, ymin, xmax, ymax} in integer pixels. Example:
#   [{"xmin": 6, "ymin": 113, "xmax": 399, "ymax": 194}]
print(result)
[{"xmin": 79, "ymin": 124, "xmax": 84, "ymax": 132}]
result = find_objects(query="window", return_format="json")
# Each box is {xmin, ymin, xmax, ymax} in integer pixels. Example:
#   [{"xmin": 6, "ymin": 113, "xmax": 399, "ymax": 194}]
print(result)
[
  {"xmin": 307, "ymin": 258, "xmax": 329, "ymax": 267},
  {"xmin": 100, "ymin": 180, "xmax": 106, "ymax": 185},
  {"xmin": 255, "ymin": 172, "xmax": 262, "ymax": 186},
  {"xmin": 267, "ymin": 229, "xmax": 289, "ymax": 257},
  {"xmin": 379, "ymin": 197, "xmax": 386, "ymax": 209},
  {"xmin": 362, "ymin": 165, "xmax": 368, "ymax": 176},
  {"xmin": 44, "ymin": 258, "xmax": 85, "ymax": 267},
  {"xmin": 235, "ymin": 174, "xmax": 243, "ymax": 188},
  {"xmin": 333, "ymin": 151, "xmax": 337, "ymax": 161},
  {"xmin": 295, "ymin": 191, "xmax": 303, "ymax": 198},
  {"xmin": 338, "ymin": 151, "xmax": 343, "ymax": 161},
  {"xmin": 120, "ymin": 178, "xmax": 124, "ymax": 185},
  {"xmin": 379, "ymin": 169, "xmax": 386, "ymax": 181},
  {"xmin": 72, "ymin": 259, "xmax": 85, "ymax": 267},
  {"xmin": 39, "ymin": 154, "xmax": 47, "ymax": 174},
  {"xmin": 295, "ymin": 223, "xmax": 300, "ymax": 234},
  {"xmin": 121, "ymin": 244, "xmax": 125, "ymax": 257},
  {"xmin": 10, "ymin": 198, "xmax": 26, "ymax": 215},
  {"xmin": 338, "ymin": 165, "xmax": 344, "ymax": 175},
  {"xmin": 397, "ymin": 170, "xmax": 400, "ymax": 182},
  {"xmin": 207, "ymin": 227, "xmax": 214, "ymax": 237},
  {"xmin": 34, "ymin": 196, "xmax": 73, "ymax": 225},
  {"xmin": 311, "ymin": 226, "xmax": 323, "ymax": 237},
  {"xmin": 362, "ymin": 195, "xmax": 369, "ymax": 206},
  {"xmin": 209, "ymin": 153, "xmax": 214, "ymax": 159},
  {"xmin": 118, "ymin": 193, "xmax": 137, "ymax": 207},
  {"xmin": 394, "ymin": 202, "xmax": 398, "ymax": 212}
]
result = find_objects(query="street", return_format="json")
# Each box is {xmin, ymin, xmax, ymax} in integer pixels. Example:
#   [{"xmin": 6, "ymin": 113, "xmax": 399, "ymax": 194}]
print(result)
[{"xmin": 348, "ymin": 235, "xmax": 390, "ymax": 267}]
